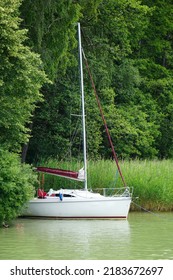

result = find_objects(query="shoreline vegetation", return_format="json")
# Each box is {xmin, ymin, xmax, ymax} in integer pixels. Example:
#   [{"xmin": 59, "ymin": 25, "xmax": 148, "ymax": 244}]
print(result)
[{"xmin": 37, "ymin": 159, "xmax": 173, "ymax": 212}]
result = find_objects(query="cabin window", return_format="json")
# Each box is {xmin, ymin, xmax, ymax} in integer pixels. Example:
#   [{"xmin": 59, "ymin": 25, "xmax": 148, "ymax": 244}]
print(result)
[{"xmin": 55, "ymin": 194, "xmax": 75, "ymax": 198}]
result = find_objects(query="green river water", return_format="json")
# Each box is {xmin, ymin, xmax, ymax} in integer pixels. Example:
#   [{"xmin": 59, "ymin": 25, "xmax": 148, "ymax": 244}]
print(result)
[{"xmin": 0, "ymin": 212, "xmax": 173, "ymax": 260}]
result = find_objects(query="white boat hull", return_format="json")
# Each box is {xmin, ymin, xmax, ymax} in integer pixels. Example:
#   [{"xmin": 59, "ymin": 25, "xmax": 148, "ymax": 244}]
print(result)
[{"xmin": 22, "ymin": 196, "xmax": 131, "ymax": 219}]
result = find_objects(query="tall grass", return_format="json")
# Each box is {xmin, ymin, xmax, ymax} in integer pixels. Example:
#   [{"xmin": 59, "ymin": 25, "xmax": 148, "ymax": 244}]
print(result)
[
  {"xmin": 36, "ymin": 158, "xmax": 173, "ymax": 211},
  {"xmin": 122, "ymin": 159, "xmax": 173, "ymax": 211}
]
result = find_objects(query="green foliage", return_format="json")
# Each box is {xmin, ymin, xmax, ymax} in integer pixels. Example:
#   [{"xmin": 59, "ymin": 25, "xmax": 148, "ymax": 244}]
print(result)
[
  {"xmin": 0, "ymin": 148, "xmax": 36, "ymax": 225},
  {"xmin": 0, "ymin": 0, "xmax": 48, "ymax": 152},
  {"xmin": 0, "ymin": 0, "xmax": 49, "ymax": 224},
  {"xmin": 26, "ymin": 0, "xmax": 157, "ymax": 161},
  {"xmin": 105, "ymin": 104, "xmax": 159, "ymax": 159},
  {"xmin": 27, "ymin": 75, "xmax": 82, "ymax": 161},
  {"xmin": 20, "ymin": 0, "xmax": 82, "ymax": 80},
  {"xmin": 1, "ymin": 0, "xmax": 172, "ymax": 162},
  {"xmin": 135, "ymin": 0, "xmax": 173, "ymax": 158}
]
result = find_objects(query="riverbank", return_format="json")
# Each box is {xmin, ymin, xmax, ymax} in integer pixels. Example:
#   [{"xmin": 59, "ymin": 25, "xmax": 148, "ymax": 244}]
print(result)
[{"xmin": 36, "ymin": 159, "xmax": 173, "ymax": 211}]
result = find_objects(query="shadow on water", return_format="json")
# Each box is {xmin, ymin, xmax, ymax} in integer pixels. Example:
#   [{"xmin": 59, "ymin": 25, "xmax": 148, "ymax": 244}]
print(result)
[{"xmin": 0, "ymin": 212, "xmax": 173, "ymax": 260}]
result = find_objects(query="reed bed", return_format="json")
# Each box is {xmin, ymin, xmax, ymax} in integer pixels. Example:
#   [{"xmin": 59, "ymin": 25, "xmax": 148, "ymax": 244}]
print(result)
[
  {"xmin": 37, "ymin": 159, "xmax": 173, "ymax": 211},
  {"xmin": 121, "ymin": 159, "xmax": 173, "ymax": 211}
]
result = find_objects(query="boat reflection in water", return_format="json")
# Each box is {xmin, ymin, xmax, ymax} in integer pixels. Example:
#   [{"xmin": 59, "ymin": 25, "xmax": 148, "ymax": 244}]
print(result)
[{"xmin": 14, "ymin": 218, "xmax": 131, "ymax": 259}]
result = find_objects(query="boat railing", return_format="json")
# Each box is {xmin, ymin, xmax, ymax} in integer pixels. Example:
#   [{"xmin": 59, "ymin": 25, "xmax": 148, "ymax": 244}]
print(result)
[{"xmin": 92, "ymin": 187, "xmax": 133, "ymax": 197}]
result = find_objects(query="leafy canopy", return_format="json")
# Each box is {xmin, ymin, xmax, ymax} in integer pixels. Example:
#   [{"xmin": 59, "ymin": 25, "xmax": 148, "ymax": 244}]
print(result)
[{"xmin": 0, "ymin": 0, "xmax": 48, "ymax": 151}]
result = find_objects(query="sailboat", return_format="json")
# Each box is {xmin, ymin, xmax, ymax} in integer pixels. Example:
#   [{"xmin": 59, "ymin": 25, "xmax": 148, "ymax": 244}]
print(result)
[{"xmin": 22, "ymin": 23, "xmax": 132, "ymax": 219}]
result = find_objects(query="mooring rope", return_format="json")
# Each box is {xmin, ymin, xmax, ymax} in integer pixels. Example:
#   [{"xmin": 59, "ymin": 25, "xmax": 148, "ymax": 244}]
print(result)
[
  {"xmin": 131, "ymin": 200, "xmax": 173, "ymax": 221},
  {"xmin": 131, "ymin": 201, "xmax": 160, "ymax": 216}
]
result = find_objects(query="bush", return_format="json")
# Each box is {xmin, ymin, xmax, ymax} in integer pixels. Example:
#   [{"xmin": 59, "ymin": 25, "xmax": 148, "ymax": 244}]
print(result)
[{"xmin": 0, "ymin": 148, "xmax": 36, "ymax": 225}]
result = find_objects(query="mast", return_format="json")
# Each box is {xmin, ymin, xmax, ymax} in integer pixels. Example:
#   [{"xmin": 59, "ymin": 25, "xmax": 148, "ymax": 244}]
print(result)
[{"xmin": 78, "ymin": 22, "xmax": 87, "ymax": 190}]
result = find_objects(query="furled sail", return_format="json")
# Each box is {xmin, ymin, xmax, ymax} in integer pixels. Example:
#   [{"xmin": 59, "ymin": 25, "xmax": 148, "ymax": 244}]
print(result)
[{"xmin": 36, "ymin": 166, "xmax": 85, "ymax": 182}]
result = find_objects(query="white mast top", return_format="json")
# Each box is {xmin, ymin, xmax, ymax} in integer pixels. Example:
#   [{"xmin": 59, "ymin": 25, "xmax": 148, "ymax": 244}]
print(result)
[{"xmin": 78, "ymin": 22, "xmax": 87, "ymax": 191}]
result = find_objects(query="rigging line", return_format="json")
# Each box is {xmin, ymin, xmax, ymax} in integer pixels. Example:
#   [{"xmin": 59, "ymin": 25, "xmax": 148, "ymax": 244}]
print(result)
[
  {"xmin": 82, "ymin": 50, "xmax": 127, "ymax": 188},
  {"xmin": 62, "ymin": 113, "xmax": 81, "ymax": 162},
  {"xmin": 114, "ymin": 168, "xmax": 119, "ymax": 187}
]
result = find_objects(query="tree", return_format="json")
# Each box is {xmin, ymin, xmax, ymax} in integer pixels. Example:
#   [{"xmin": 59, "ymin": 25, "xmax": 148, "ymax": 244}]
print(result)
[
  {"xmin": 0, "ymin": 0, "xmax": 48, "ymax": 152},
  {"xmin": 22, "ymin": 0, "xmax": 173, "ymax": 161},
  {"xmin": 25, "ymin": 0, "xmax": 159, "ymax": 161},
  {"xmin": 0, "ymin": 0, "xmax": 48, "ymax": 225},
  {"xmin": 81, "ymin": 0, "xmax": 158, "ymax": 159},
  {"xmin": 136, "ymin": 0, "xmax": 173, "ymax": 158},
  {"xmin": 0, "ymin": 148, "xmax": 36, "ymax": 225},
  {"xmin": 20, "ymin": 0, "xmax": 82, "ymax": 80}
]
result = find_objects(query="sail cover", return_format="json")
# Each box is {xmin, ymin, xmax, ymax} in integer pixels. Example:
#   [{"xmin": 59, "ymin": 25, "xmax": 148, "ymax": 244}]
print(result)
[{"xmin": 36, "ymin": 166, "xmax": 85, "ymax": 182}]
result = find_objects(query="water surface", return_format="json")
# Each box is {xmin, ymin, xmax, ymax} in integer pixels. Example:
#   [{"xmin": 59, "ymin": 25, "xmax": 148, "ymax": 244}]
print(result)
[{"xmin": 0, "ymin": 213, "xmax": 173, "ymax": 259}]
